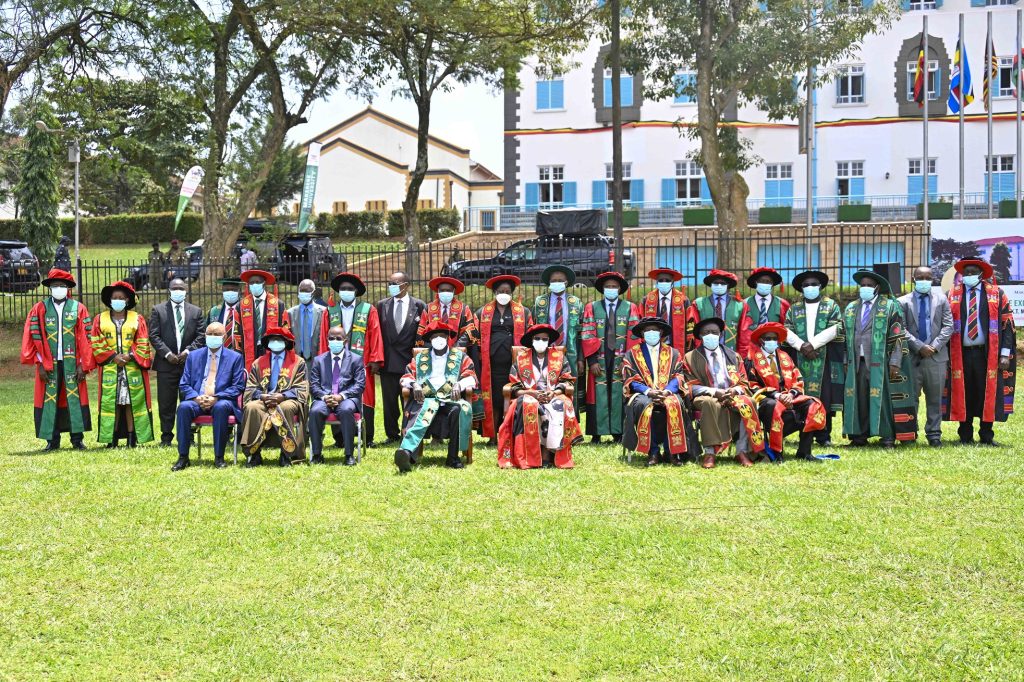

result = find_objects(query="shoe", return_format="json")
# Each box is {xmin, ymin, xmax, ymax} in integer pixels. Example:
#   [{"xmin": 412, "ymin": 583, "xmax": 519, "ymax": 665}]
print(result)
[
  {"xmin": 384, "ymin": 437, "xmax": 401, "ymax": 446},
  {"xmin": 591, "ymin": 436, "xmax": 601, "ymax": 444},
  {"xmin": 816, "ymin": 439, "xmax": 833, "ymax": 447},
  {"xmin": 881, "ymin": 439, "xmax": 895, "ymax": 449},
  {"xmin": 672, "ymin": 455, "xmax": 684, "ymax": 467},
  {"xmin": 701, "ymin": 454, "xmax": 716, "ymax": 469},
  {"xmin": 71, "ymin": 442, "xmax": 86, "ymax": 451},
  {"xmin": 848, "ymin": 438, "xmax": 868, "ymax": 447},
  {"xmin": 42, "ymin": 442, "xmax": 59, "ymax": 452},
  {"xmin": 214, "ymin": 458, "xmax": 227, "ymax": 469},
  {"xmin": 279, "ymin": 454, "xmax": 291, "ymax": 467},
  {"xmin": 445, "ymin": 457, "xmax": 465, "ymax": 469},
  {"xmin": 344, "ymin": 455, "xmax": 356, "ymax": 466},
  {"xmin": 928, "ymin": 438, "xmax": 942, "ymax": 447},
  {"xmin": 394, "ymin": 449, "xmax": 412, "ymax": 473},
  {"xmin": 171, "ymin": 457, "xmax": 190, "ymax": 471},
  {"xmin": 611, "ymin": 434, "xmax": 622, "ymax": 443},
  {"xmin": 160, "ymin": 438, "xmax": 173, "ymax": 447},
  {"xmin": 959, "ymin": 437, "xmax": 973, "ymax": 445},
  {"xmin": 542, "ymin": 457, "xmax": 554, "ymax": 469},
  {"xmin": 646, "ymin": 453, "xmax": 659, "ymax": 467},
  {"xmin": 979, "ymin": 439, "xmax": 999, "ymax": 447},
  {"xmin": 311, "ymin": 454, "xmax": 325, "ymax": 464},
  {"xmin": 487, "ymin": 438, "xmax": 498, "ymax": 446},
  {"xmin": 105, "ymin": 442, "xmax": 118, "ymax": 449},
  {"xmin": 736, "ymin": 452, "xmax": 754, "ymax": 467},
  {"xmin": 796, "ymin": 452, "xmax": 818, "ymax": 462},
  {"xmin": 127, "ymin": 433, "xmax": 138, "ymax": 448},
  {"xmin": 244, "ymin": 453, "xmax": 262, "ymax": 468}
]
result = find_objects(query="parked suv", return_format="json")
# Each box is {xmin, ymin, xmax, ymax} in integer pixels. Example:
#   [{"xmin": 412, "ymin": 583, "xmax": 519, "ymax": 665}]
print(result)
[
  {"xmin": 0, "ymin": 240, "xmax": 41, "ymax": 292},
  {"xmin": 441, "ymin": 235, "xmax": 634, "ymax": 286}
]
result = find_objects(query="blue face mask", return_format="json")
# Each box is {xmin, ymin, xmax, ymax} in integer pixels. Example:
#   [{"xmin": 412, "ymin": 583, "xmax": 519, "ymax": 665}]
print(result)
[
  {"xmin": 205, "ymin": 335, "xmax": 224, "ymax": 350},
  {"xmin": 438, "ymin": 291, "xmax": 455, "ymax": 305},
  {"xmin": 603, "ymin": 287, "xmax": 619, "ymax": 300},
  {"xmin": 762, "ymin": 340, "xmax": 779, "ymax": 354},
  {"xmin": 656, "ymin": 281, "xmax": 673, "ymax": 295},
  {"xmin": 710, "ymin": 283, "xmax": 728, "ymax": 296},
  {"xmin": 702, "ymin": 333, "xmax": 720, "ymax": 351},
  {"xmin": 962, "ymin": 274, "xmax": 981, "ymax": 288},
  {"xmin": 755, "ymin": 282, "xmax": 773, "ymax": 296},
  {"xmin": 859, "ymin": 286, "xmax": 876, "ymax": 302},
  {"xmin": 328, "ymin": 339, "xmax": 346, "ymax": 355},
  {"xmin": 549, "ymin": 281, "xmax": 566, "ymax": 294},
  {"xmin": 110, "ymin": 299, "xmax": 127, "ymax": 312},
  {"xmin": 169, "ymin": 290, "xmax": 186, "ymax": 304},
  {"xmin": 248, "ymin": 283, "xmax": 265, "ymax": 297},
  {"xmin": 267, "ymin": 339, "xmax": 286, "ymax": 353},
  {"xmin": 388, "ymin": 283, "xmax": 402, "ymax": 297},
  {"xmin": 339, "ymin": 290, "xmax": 356, "ymax": 304},
  {"xmin": 914, "ymin": 280, "xmax": 932, "ymax": 294},
  {"xmin": 802, "ymin": 285, "xmax": 820, "ymax": 300},
  {"xmin": 298, "ymin": 291, "xmax": 313, "ymax": 305},
  {"xmin": 643, "ymin": 330, "xmax": 662, "ymax": 346},
  {"xmin": 223, "ymin": 291, "xmax": 239, "ymax": 305}
]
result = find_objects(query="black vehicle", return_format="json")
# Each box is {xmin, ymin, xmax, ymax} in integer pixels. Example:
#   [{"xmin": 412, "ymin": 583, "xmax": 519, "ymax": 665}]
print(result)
[
  {"xmin": 0, "ymin": 240, "xmax": 41, "ymax": 292},
  {"xmin": 272, "ymin": 232, "xmax": 344, "ymax": 286},
  {"xmin": 441, "ymin": 235, "xmax": 634, "ymax": 286}
]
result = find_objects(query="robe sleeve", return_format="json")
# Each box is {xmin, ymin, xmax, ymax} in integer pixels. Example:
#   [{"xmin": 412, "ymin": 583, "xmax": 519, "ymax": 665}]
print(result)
[
  {"xmin": 317, "ymin": 308, "xmax": 330, "ymax": 355},
  {"xmin": 999, "ymin": 289, "xmax": 1016, "ymax": 355},
  {"xmin": 625, "ymin": 303, "xmax": 642, "ymax": 351},
  {"xmin": 580, "ymin": 302, "xmax": 600, "ymax": 360},
  {"xmin": 684, "ymin": 304, "xmax": 699, "ymax": 352},
  {"xmin": 401, "ymin": 357, "xmax": 418, "ymax": 389},
  {"xmin": 736, "ymin": 301, "xmax": 752, "ymax": 359},
  {"xmin": 364, "ymin": 305, "xmax": 384, "ymax": 364},
  {"xmin": 21, "ymin": 302, "xmax": 47, "ymax": 368},
  {"xmin": 74, "ymin": 303, "xmax": 96, "ymax": 372},
  {"xmin": 131, "ymin": 314, "xmax": 153, "ymax": 370},
  {"xmin": 457, "ymin": 352, "xmax": 477, "ymax": 392},
  {"xmin": 90, "ymin": 313, "xmax": 117, "ymax": 366},
  {"xmin": 243, "ymin": 360, "xmax": 263, "ymax": 403},
  {"xmin": 287, "ymin": 358, "xmax": 310, "ymax": 404}
]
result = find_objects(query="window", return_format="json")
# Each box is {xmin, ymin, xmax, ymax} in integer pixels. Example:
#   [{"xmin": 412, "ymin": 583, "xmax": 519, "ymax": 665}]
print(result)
[
  {"xmin": 481, "ymin": 210, "xmax": 496, "ymax": 230},
  {"xmin": 536, "ymin": 78, "xmax": 565, "ymax": 110},
  {"xmin": 908, "ymin": 0, "xmax": 936, "ymax": 9},
  {"xmin": 907, "ymin": 158, "xmax": 937, "ymax": 204},
  {"xmin": 986, "ymin": 155, "xmax": 1017, "ymax": 200},
  {"xmin": 604, "ymin": 162, "xmax": 632, "ymax": 203},
  {"xmin": 365, "ymin": 200, "xmax": 388, "ymax": 211},
  {"xmin": 986, "ymin": 0, "xmax": 1016, "ymax": 6},
  {"xmin": 539, "ymin": 165, "xmax": 565, "ymax": 207},
  {"xmin": 603, "ymin": 68, "xmax": 634, "ymax": 107},
  {"xmin": 835, "ymin": 65, "xmax": 865, "ymax": 104},
  {"xmin": 765, "ymin": 163, "xmax": 794, "ymax": 207},
  {"xmin": 417, "ymin": 199, "xmax": 435, "ymax": 210},
  {"xmin": 988, "ymin": 155, "xmax": 1016, "ymax": 173},
  {"xmin": 331, "ymin": 201, "xmax": 348, "ymax": 214},
  {"xmin": 674, "ymin": 160, "xmax": 704, "ymax": 206},
  {"xmin": 673, "ymin": 72, "xmax": 696, "ymax": 104},
  {"xmin": 997, "ymin": 57, "xmax": 1015, "ymax": 98},
  {"xmin": 906, "ymin": 60, "xmax": 939, "ymax": 102},
  {"xmin": 836, "ymin": 161, "xmax": 865, "ymax": 200},
  {"xmin": 907, "ymin": 158, "xmax": 936, "ymax": 176},
  {"xmin": 766, "ymin": 163, "xmax": 793, "ymax": 180}
]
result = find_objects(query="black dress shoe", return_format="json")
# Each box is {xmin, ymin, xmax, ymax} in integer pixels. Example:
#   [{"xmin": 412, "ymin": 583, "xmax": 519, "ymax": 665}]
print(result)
[
  {"xmin": 71, "ymin": 442, "xmax": 86, "ymax": 451},
  {"xmin": 848, "ymin": 438, "xmax": 867, "ymax": 447},
  {"xmin": 881, "ymin": 439, "xmax": 895, "ymax": 449},
  {"xmin": 445, "ymin": 457, "xmax": 465, "ymax": 469},
  {"xmin": 672, "ymin": 455, "xmax": 684, "ymax": 466},
  {"xmin": 214, "ymin": 458, "xmax": 228, "ymax": 468},
  {"xmin": 42, "ymin": 442, "xmax": 59, "ymax": 452},
  {"xmin": 979, "ymin": 439, "xmax": 999, "ymax": 447},
  {"xmin": 311, "ymin": 454, "xmax": 325, "ymax": 464},
  {"xmin": 646, "ymin": 454, "xmax": 659, "ymax": 467},
  {"xmin": 591, "ymin": 436, "xmax": 601, "ymax": 444},
  {"xmin": 279, "ymin": 454, "xmax": 292, "ymax": 467},
  {"xmin": 394, "ymin": 449, "xmax": 412, "ymax": 473},
  {"xmin": 928, "ymin": 438, "xmax": 942, "ymax": 447},
  {"xmin": 245, "ymin": 453, "xmax": 262, "ymax": 468},
  {"xmin": 171, "ymin": 458, "xmax": 190, "ymax": 471},
  {"xmin": 796, "ymin": 452, "xmax": 818, "ymax": 462},
  {"xmin": 127, "ymin": 433, "xmax": 138, "ymax": 448},
  {"xmin": 344, "ymin": 455, "xmax": 356, "ymax": 466},
  {"xmin": 542, "ymin": 460, "xmax": 554, "ymax": 469},
  {"xmin": 160, "ymin": 438, "xmax": 173, "ymax": 447},
  {"xmin": 105, "ymin": 441, "xmax": 118, "ymax": 449}
]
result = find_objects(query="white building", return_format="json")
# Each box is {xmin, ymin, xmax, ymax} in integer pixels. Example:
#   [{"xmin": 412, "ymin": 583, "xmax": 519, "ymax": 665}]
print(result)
[
  {"xmin": 497, "ymin": 1, "xmax": 1023, "ymax": 229},
  {"xmin": 300, "ymin": 107, "xmax": 503, "ymax": 227}
]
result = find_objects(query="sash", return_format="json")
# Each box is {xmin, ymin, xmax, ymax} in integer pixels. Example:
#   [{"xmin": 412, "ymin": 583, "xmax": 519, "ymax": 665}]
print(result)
[
  {"xmin": 749, "ymin": 349, "xmax": 825, "ymax": 452},
  {"xmin": 479, "ymin": 301, "xmax": 528, "ymax": 437},
  {"xmin": 399, "ymin": 349, "xmax": 472, "ymax": 452},
  {"xmin": 642, "ymin": 289, "xmax": 688, "ymax": 352},
  {"xmin": 328, "ymin": 301, "xmax": 371, "ymax": 355},
  {"xmin": 533, "ymin": 294, "xmax": 583, "ymax": 363},
  {"xmin": 240, "ymin": 294, "xmax": 281, "ymax": 368},
  {"xmin": 95, "ymin": 311, "xmax": 154, "ymax": 444},
  {"xmin": 695, "ymin": 296, "xmax": 743, "ymax": 351},
  {"xmin": 39, "ymin": 299, "xmax": 87, "ymax": 437},
  {"xmin": 625, "ymin": 344, "xmax": 687, "ymax": 455}
]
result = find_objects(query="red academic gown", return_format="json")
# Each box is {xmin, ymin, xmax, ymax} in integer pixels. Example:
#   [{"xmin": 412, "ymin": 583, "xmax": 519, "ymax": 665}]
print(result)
[
  {"xmin": 641, "ymin": 288, "xmax": 690, "ymax": 354},
  {"xmin": 239, "ymin": 292, "xmax": 285, "ymax": 369},
  {"xmin": 477, "ymin": 300, "xmax": 531, "ymax": 438}
]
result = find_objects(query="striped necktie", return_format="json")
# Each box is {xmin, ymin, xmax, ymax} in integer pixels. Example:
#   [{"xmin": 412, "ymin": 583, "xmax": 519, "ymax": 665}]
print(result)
[
  {"xmin": 758, "ymin": 297, "xmax": 768, "ymax": 324},
  {"xmin": 967, "ymin": 288, "xmax": 980, "ymax": 341},
  {"xmin": 554, "ymin": 295, "xmax": 564, "ymax": 338}
]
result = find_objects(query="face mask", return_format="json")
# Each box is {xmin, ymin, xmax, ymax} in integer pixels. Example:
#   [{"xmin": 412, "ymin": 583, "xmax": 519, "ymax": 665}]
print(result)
[
  {"xmin": 532, "ymin": 339, "xmax": 549, "ymax": 353},
  {"xmin": 339, "ymin": 290, "xmax": 356, "ymax": 304},
  {"xmin": 549, "ymin": 281, "xmax": 566, "ymax": 294},
  {"xmin": 248, "ymin": 283, "xmax": 265, "ymax": 297},
  {"xmin": 328, "ymin": 339, "xmax": 346, "ymax": 354},
  {"xmin": 431, "ymin": 336, "xmax": 449, "ymax": 351},
  {"xmin": 802, "ymin": 285, "xmax": 820, "ymax": 300},
  {"xmin": 962, "ymin": 274, "xmax": 981, "ymax": 288},
  {"xmin": 388, "ymin": 283, "xmax": 402, "ymax": 297},
  {"xmin": 643, "ymin": 330, "xmax": 662, "ymax": 346},
  {"xmin": 859, "ymin": 286, "xmax": 876, "ymax": 302},
  {"xmin": 110, "ymin": 299, "xmax": 127, "ymax": 312},
  {"xmin": 495, "ymin": 293, "xmax": 512, "ymax": 306},
  {"xmin": 298, "ymin": 291, "xmax": 313, "ymax": 305},
  {"xmin": 656, "ymin": 281, "xmax": 673, "ymax": 295},
  {"xmin": 267, "ymin": 339, "xmax": 286, "ymax": 353},
  {"xmin": 710, "ymin": 283, "xmax": 728, "ymax": 296},
  {"xmin": 223, "ymin": 291, "xmax": 239, "ymax": 305},
  {"xmin": 169, "ymin": 290, "xmax": 187, "ymax": 304},
  {"xmin": 604, "ymin": 288, "xmax": 619, "ymax": 301},
  {"xmin": 205, "ymin": 335, "xmax": 224, "ymax": 350},
  {"xmin": 438, "ymin": 291, "xmax": 455, "ymax": 305},
  {"xmin": 756, "ymin": 283, "xmax": 773, "ymax": 296},
  {"xmin": 50, "ymin": 286, "xmax": 68, "ymax": 301},
  {"xmin": 762, "ymin": 340, "xmax": 779, "ymax": 354},
  {"xmin": 702, "ymin": 333, "xmax": 720, "ymax": 351},
  {"xmin": 914, "ymin": 280, "xmax": 932, "ymax": 294}
]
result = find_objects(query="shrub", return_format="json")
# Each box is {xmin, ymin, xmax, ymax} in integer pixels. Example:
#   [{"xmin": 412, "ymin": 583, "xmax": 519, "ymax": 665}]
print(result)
[{"xmin": 0, "ymin": 211, "xmax": 203, "ymax": 244}]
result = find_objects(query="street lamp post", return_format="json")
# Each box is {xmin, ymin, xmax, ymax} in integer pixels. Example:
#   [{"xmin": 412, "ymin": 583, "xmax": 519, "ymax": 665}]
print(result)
[{"xmin": 34, "ymin": 121, "xmax": 81, "ymax": 282}]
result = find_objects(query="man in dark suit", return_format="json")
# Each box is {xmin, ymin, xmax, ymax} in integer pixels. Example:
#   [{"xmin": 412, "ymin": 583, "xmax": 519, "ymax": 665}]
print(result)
[
  {"xmin": 150, "ymin": 277, "xmax": 208, "ymax": 446},
  {"xmin": 376, "ymin": 271, "xmax": 426, "ymax": 445},
  {"xmin": 172, "ymin": 322, "xmax": 246, "ymax": 470},
  {"xmin": 308, "ymin": 325, "xmax": 367, "ymax": 465}
]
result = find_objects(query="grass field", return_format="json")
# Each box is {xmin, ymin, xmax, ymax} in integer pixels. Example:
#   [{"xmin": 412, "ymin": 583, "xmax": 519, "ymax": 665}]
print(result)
[{"xmin": 1, "ymin": 356, "xmax": 1023, "ymax": 678}]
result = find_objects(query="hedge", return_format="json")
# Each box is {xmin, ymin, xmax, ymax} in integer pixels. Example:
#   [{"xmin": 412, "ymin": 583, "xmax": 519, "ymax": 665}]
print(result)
[
  {"xmin": 0, "ymin": 211, "xmax": 202, "ymax": 244},
  {"xmin": 313, "ymin": 208, "xmax": 460, "ymax": 240}
]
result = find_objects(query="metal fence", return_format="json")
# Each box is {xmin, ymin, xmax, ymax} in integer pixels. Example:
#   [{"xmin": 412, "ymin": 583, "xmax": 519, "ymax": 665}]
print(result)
[{"xmin": 0, "ymin": 222, "xmax": 931, "ymax": 324}]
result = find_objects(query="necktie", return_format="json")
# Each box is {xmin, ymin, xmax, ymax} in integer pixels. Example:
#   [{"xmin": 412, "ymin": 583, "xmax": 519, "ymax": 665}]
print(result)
[
  {"xmin": 758, "ymin": 297, "xmax": 768, "ymax": 324},
  {"xmin": 394, "ymin": 298, "xmax": 404, "ymax": 332},
  {"xmin": 554, "ymin": 295, "xmax": 564, "ymax": 337},
  {"xmin": 332, "ymin": 355, "xmax": 341, "ymax": 394},
  {"xmin": 203, "ymin": 351, "xmax": 218, "ymax": 396},
  {"xmin": 967, "ymin": 288, "xmax": 980, "ymax": 340},
  {"xmin": 269, "ymin": 354, "xmax": 282, "ymax": 393},
  {"xmin": 917, "ymin": 294, "xmax": 929, "ymax": 342},
  {"xmin": 860, "ymin": 301, "xmax": 872, "ymax": 330},
  {"xmin": 604, "ymin": 301, "xmax": 616, "ymax": 351},
  {"xmin": 660, "ymin": 296, "xmax": 669, "ymax": 321},
  {"xmin": 441, "ymin": 304, "xmax": 450, "ymax": 324},
  {"xmin": 772, "ymin": 354, "xmax": 781, "ymax": 382},
  {"xmin": 255, "ymin": 299, "xmax": 264, "ymax": 340},
  {"xmin": 710, "ymin": 350, "xmax": 724, "ymax": 389},
  {"xmin": 715, "ymin": 295, "xmax": 724, "ymax": 320},
  {"xmin": 300, "ymin": 305, "xmax": 310, "ymax": 357},
  {"xmin": 174, "ymin": 303, "xmax": 184, "ymax": 343},
  {"xmin": 225, "ymin": 306, "xmax": 236, "ymax": 346}
]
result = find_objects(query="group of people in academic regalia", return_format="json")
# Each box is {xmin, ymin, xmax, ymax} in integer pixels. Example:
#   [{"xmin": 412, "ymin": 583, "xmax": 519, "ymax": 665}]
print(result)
[{"xmin": 21, "ymin": 255, "xmax": 1016, "ymax": 471}]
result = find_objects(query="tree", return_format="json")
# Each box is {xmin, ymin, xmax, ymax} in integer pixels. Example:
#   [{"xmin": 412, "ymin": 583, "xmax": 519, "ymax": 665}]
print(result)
[
  {"xmin": 332, "ymin": 0, "xmax": 594, "ymax": 276},
  {"xmin": 16, "ymin": 102, "xmax": 60, "ymax": 265},
  {"xmin": 990, "ymin": 242, "xmax": 1013, "ymax": 284},
  {"xmin": 233, "ymin": 139, "xmax": 306, "ymax": 217},
  {"xmin": 930, "ymin": 237, "xmax": 982, "ymax": 282},
  {"xmin": 623, "ymin": 0, "xmax": 898, "ymax": 270}
]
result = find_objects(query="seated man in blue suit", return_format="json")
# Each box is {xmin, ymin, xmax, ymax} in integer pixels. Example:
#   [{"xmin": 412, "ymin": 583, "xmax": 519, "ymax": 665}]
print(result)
[
  {"xmin": 309, "ymin": 325, "xmax": 366, "ymax": 465},
  {"xmin": 172, "ymin": 321, "xmax": 246, "ymax": 470}
]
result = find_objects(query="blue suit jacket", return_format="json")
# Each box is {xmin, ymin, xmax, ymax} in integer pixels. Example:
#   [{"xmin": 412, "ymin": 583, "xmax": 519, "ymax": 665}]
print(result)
[
  {"xmin": 179, "ymin": 347, "xmax": 246, "ymax": 402},
  {"xmin": 310, "ymin": 350, "xmax": 365, "ymax": 402}
]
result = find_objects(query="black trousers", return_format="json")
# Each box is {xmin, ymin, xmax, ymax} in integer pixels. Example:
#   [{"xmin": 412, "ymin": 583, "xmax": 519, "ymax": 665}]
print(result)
[
  {"xmin": 47, "ymin": 371, "xmax": 85, "ymax": 447},
  {"xmin": 380, "ymin": 371, "xmax": 404, "ymax": 441},
  {"xmin": 403, "ymin": 401, "xmax": 462, "ymax": 461},
  {"xmin": 757, "ymin": 397, "xmax": 815, "ymax": 456},
  {"xmin": 156, "ymin": 367, "xmax": 185, "ymax": 441},
  {"xmin": 958, "ymin": 346, "xmax": 995, "ymax": 443}
]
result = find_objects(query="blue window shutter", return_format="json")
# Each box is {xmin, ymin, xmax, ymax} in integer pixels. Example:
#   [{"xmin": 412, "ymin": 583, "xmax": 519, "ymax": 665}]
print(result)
[
  {"xmin": 525, "ymin": 183, "xmax": 539, "ymax": 208},
  {"xmin": 901, "ymin": 0, "xmax": 911, "ymax": 9},
  {"xmin": 661, "ymin": 178, "xmax": 676, "ymax": 207},
  {"xmin": 933, "ymin": 0, "xmax": 943, "ymax": 7},
  {"xmin": 630, "ymin": 179, "xmax": 644, "ymax": 204},
  {"xmin": 927, "ymin": 174, "xmax": 937, "ymax": 201},
  {"xmin": 850, "ymin": 177, "xmax": 865, "ymax": 202},
  {"xmin": 621, "ymin": 76, "xmax": 634, "ymax": 107},
  {"xmin": 765, "ymin": 179, "xmax": 779, "ymax": 208},
  {"xmin": 551, "ymin": 80, "xmax": 564, "ymax": 109},
  {"xmin": 780, "ymin": 179, "xmax": 794, "ymax": 207},
  {"xmin": 536, "ymin": 81, "xmax": 549, "ymax": 110},
  {"xmin": 907, "ymin": 175, "xmax": 923, "ymax": 205},
  {"xmin": 970, "ymin": 0, "xmax": 984, "ymax": 6},
  {"xmin": 592, "ymin": 180, "xmax": 607, "ymax": 206},
  {"xmin": 700, "ymin": 177, "xmax": 712, "ymax": 204},
  {"xmin": 563, "ymin": 182, "xmax": 577, "ymax": 207},
  {"xmin": 603, "ymin": 78, "xmax": 612, "ymax": 107}
]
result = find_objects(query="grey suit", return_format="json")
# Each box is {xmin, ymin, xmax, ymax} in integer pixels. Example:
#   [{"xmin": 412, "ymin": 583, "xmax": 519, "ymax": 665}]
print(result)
[
  {"xmin": 898, "ymin": 289, "xmax": 953, "ymax": 440},
  {"xmin": 286, "ymin": 302, "xmax": 329, "ymax": 364}
]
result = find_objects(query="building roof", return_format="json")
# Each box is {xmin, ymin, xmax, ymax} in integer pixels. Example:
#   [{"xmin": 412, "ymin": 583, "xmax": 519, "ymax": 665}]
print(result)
[
  {"xmin": 974, "ymin": 236, "xmax": 1024, "ymax": 246},
  {"xmin": 303, "ymin": 106, "xmax": 471, "ymax": 157}
]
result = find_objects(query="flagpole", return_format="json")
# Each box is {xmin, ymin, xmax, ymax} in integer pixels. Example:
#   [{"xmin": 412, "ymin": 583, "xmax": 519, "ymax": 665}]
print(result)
[
  {"xmin": 959, "ymin": 12, "xmax": 965, "ymax": 220},
  {"xmin": 923, "ymin": 15, "xmax": 930, "ymax": 231},
  {"xmin": 987, "ymin": 10, "xmax": 994, "ymax": 219},
  {"xmin": 1017, "ymin": 8, "xmax": 1022, "ymax": 220}
]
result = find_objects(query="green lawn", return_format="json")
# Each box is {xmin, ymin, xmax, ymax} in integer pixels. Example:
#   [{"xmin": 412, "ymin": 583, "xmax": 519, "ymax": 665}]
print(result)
[{"xmin": 1, "ymin": 369, "xmax": 1022, "ymax": 679}]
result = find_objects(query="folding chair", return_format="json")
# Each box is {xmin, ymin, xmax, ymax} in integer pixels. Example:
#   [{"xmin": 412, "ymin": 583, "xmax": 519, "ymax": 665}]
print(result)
[
  {"xmin": 191, "ymin": 397, "xmax": 241, "ymax": 464},
  {"xmin": 323, "ymin": 406, "xmax": 364, "ymax": 463}
]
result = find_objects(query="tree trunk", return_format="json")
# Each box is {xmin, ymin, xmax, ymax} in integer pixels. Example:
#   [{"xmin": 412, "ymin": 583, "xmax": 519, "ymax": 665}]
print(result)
[
  {"xmin": 403, "ymin": 97, "xmax": 431, "ymax": 280},
  {"xmin": 714, "ymin": 172, "xmax": 750, "ymax": 273}
]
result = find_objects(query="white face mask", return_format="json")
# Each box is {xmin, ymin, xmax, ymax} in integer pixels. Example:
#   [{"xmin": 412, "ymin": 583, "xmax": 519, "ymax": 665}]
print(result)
[
  {"xmin": 532, "ymin": 339, "xmax": 549, "ymax": 353},
  {"xmin": 50, "ymin": 286, "xmax": 68, "ymax": 301},
  {"xmin": 430, "ymin": 336, "xmax": 449, "ymax": 351},
  {"xmin": 495, "ymin": 293, "xmax": 512, "ymax": 306}
]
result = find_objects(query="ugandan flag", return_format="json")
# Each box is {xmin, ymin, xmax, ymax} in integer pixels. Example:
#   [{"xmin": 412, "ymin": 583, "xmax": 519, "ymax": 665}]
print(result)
[{"xmin": 913, "ymin": 34, "xmax": 926, "ymax": 108}]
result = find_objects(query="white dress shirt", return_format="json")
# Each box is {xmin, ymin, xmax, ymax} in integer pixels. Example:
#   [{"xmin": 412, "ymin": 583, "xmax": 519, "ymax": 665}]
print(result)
[
  {"xmin": 786, "ymin": 299, "xmax": 839, "ymax": 350},
  {"xmin": 644, "ymin": 343, "xmax": 661, "ymax": 394},
  {"xmin": 53, "ymin": 299, "xmax": 66, "ymax": 361}
]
